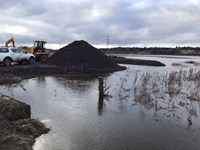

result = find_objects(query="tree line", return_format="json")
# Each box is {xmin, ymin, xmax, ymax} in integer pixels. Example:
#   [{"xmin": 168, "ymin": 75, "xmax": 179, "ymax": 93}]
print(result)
[{"xmin": 100, "ymin": 46, "xmax": 200, "ymax": 55}]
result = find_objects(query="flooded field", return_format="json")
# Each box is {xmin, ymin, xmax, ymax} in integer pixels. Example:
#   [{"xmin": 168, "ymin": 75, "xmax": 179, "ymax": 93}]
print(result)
[{"xmin": 1, "ymin": 55, "xmax": 200, "ymax": 150}]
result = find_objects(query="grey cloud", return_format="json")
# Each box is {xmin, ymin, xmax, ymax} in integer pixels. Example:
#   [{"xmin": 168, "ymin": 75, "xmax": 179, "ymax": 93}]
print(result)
[{"xmin": 1, "ymin": 0, "xmax": 200, "ymax": 48}]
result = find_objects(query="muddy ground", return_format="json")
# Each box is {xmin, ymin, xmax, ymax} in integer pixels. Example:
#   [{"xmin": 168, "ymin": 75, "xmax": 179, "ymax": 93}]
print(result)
[
  {"xmin": 109, "ymin": 55, "xmax": 166, "ymax": 66},
  {"xmin": 0, "ymin": 62, "xmax": 126, "ymax": 77},
  {"xmin": 0, "ymin": 94, "xmax": 49, "ymax": 150},
  {"xmin": 0, "ymin": 56, "xmax": 165, "ymax": 77}
]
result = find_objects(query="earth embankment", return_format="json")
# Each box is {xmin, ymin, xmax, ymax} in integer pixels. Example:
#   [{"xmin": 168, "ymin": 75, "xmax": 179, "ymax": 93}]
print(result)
[{"xmin": 0, "ymin": 94, "xmax": 49, "ymax": 150}]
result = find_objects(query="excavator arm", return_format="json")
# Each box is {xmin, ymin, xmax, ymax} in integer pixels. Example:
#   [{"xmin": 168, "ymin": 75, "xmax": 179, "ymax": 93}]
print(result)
[{"xmin": 5, "ymin": 37, "xmax": 15, "ymax": 47}]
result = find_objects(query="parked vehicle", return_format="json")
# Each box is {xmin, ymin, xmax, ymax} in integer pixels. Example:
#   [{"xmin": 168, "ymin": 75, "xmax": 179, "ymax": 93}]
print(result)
[
  {"xmin": 0, "ymin": 47, "xmax": 35, "ymax": 66},
  {"xmin": 5, "ymin": 37, "xmax": 49, "ymax": 62}
]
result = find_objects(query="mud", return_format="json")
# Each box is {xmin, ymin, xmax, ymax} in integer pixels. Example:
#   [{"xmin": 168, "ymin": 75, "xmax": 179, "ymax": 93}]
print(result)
[
  {"xmin": 109, "ymin": 56, "xmax": 166, "ymax": 66},
  {"xmin": 0, "ymin": 56, "xmax": 164, "ymax": 77},
  {"xmin": 0, "ymin": 63, "xmax": 126, "ymax": 77}
]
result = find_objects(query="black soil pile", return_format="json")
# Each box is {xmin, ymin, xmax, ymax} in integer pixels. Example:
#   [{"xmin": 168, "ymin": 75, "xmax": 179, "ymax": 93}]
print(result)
[{"xmin": 46, "ymin": 40, "xmax": 126, "ymax": 73}]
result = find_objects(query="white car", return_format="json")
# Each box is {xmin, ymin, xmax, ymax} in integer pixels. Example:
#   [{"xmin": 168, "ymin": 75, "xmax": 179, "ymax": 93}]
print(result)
[{"xmin": 0, "ymin": 47, "xmax": 35, "ymax": 66}]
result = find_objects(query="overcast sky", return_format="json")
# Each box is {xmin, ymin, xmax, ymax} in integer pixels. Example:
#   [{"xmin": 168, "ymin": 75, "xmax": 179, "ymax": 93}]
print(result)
[{"xmin": 1, "ymin": 0, "xmax": 200, "ymax": 49}]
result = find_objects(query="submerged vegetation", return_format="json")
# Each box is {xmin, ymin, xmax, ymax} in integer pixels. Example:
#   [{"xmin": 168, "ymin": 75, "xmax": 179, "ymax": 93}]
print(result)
[
  {"xmin": 134, "ymin": 68, "xmax": 200, "ymax": 106},
  {"xmin": 103, "ymin": 68, "xmax": 200, "ymax": 126}
]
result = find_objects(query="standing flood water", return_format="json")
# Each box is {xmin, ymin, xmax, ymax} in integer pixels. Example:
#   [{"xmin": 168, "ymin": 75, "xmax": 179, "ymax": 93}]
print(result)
[{"xmin": 1, "ymin": 57, "xmax": 200, "ymax": 149}]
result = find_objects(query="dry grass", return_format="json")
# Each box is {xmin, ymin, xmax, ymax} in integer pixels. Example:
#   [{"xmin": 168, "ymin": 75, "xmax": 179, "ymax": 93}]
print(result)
[
  {"xmin": 15, "ymin": 119, "xmax": 50, "ymax": 138},
  {"xmin": 0, "ymin": 95, "xmax": 50, "ymax": 150},
  {"xmin": 0, "ymin": 118, "xmax": 50, "ymax": 150},
  {"xmin": 134, "ymin": 73, "xmax": 154, "ymax": 109},
  {"xmin": 114, "ymin": 68, "xmax": 200, "ymax": 112},
  {"xmin": 0, "ymin": 95, "xmax": 30, "ymax": 121},
  {"xmin": 0, "ymin": 133, "xmax": 34, "ymax": 150}
]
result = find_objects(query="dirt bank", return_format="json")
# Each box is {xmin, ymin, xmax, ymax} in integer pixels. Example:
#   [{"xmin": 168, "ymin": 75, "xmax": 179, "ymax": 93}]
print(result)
[
  {"xmin": 0, "ymin": 94, "xmax": 49, "ymax": 150},
  {"xmin": 109, "ymin": 56, "xmax": 166, "ymax": 66},
  {"xmin": 0, "ymin": 56, "xmax": 165, "ymax": 77},
  {"xmin": 0, "ymin": 63, "xmax": 125, "ymax": 77}
]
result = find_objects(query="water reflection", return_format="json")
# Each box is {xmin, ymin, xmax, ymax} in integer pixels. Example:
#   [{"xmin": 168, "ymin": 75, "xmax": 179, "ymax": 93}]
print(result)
[
  {"xmin": 52, "ymin": 76, "xmax": 97, "ymax": 94},
  {"xmin": 98, "ymin": 77, "xmax": 105, "ymax": 116},
  {"xmin": 97, "ymin": 77, "xmax": 113, "ymax": 116},
  {"xmin": 98, "ymin": 95, "xmax": 104, "ymax": 116},
  {"xmin": 36, "ymin": 76, "xmax": 46, "ymax": 84}
]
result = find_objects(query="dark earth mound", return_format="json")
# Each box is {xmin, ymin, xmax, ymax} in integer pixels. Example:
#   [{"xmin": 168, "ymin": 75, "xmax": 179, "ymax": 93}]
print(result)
[
  {"xmin": 46, "ymin": 40, "xmax": 126, "ymax": 73},
  {"xmin": 109, "ymin": 56, "xmax": 166, "ymax": 66}
]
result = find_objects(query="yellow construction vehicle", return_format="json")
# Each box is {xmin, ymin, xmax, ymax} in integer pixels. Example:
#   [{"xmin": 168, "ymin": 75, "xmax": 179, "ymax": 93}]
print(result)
[
  {"xmin": 5, "ymin": 37, "xmax": 15, "ymax": 47},
  {"xmin": 27, "ymin": 40, "xmax": 49, "ymax": 62}
]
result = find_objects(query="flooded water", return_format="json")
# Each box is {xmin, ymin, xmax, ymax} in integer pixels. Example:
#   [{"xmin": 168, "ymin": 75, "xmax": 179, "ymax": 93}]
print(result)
[{"xmin": 1, "ymin": 55, "xmax": 200, "ymax": 150}]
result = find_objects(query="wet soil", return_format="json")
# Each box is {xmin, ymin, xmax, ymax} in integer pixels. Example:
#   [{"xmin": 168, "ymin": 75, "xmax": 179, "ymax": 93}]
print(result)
[
  {"xmin": 0, "ymin": 57, "xmax": 164, "ymax": 77},
  {"xmin": 109, "ymin": 56, "xmax": 166, "ymax": 66},
  {"xmin": 0, "ymin": 62, "xmax": 125, "ymax": 77},
  {"xmin": 0, "ymin": 94, "xmax": 49, "ymax": 150}
]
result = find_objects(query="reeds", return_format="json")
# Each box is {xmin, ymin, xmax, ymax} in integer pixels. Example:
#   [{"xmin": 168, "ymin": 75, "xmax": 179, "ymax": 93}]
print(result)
[{"xmin": 113, "ymin": 68, "xmax": 200, "ymax": 112}]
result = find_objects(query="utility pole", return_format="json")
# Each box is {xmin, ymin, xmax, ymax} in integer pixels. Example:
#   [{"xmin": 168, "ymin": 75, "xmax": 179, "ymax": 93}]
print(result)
[{"xmin": 106, "ymin": 35, "xmax": 109, "ymax": 49}]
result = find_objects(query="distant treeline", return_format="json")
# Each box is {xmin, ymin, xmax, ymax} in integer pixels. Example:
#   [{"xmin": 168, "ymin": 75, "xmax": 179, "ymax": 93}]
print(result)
[{"xmin": 100, "ymin": 46, "xmax": 200, "ymax": 55}]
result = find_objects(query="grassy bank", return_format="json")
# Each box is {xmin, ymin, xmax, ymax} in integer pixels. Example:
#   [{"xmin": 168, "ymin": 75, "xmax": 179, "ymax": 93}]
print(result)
[{"xmin": 0, "ymin": 94, "xmax": 49, "ymax": 150}]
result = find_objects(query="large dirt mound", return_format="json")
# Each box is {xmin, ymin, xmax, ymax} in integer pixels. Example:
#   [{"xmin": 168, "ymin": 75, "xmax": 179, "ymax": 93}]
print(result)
[{"xmin": 46, "ymin": 40, "xmax": 125, "ymax": 73}]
